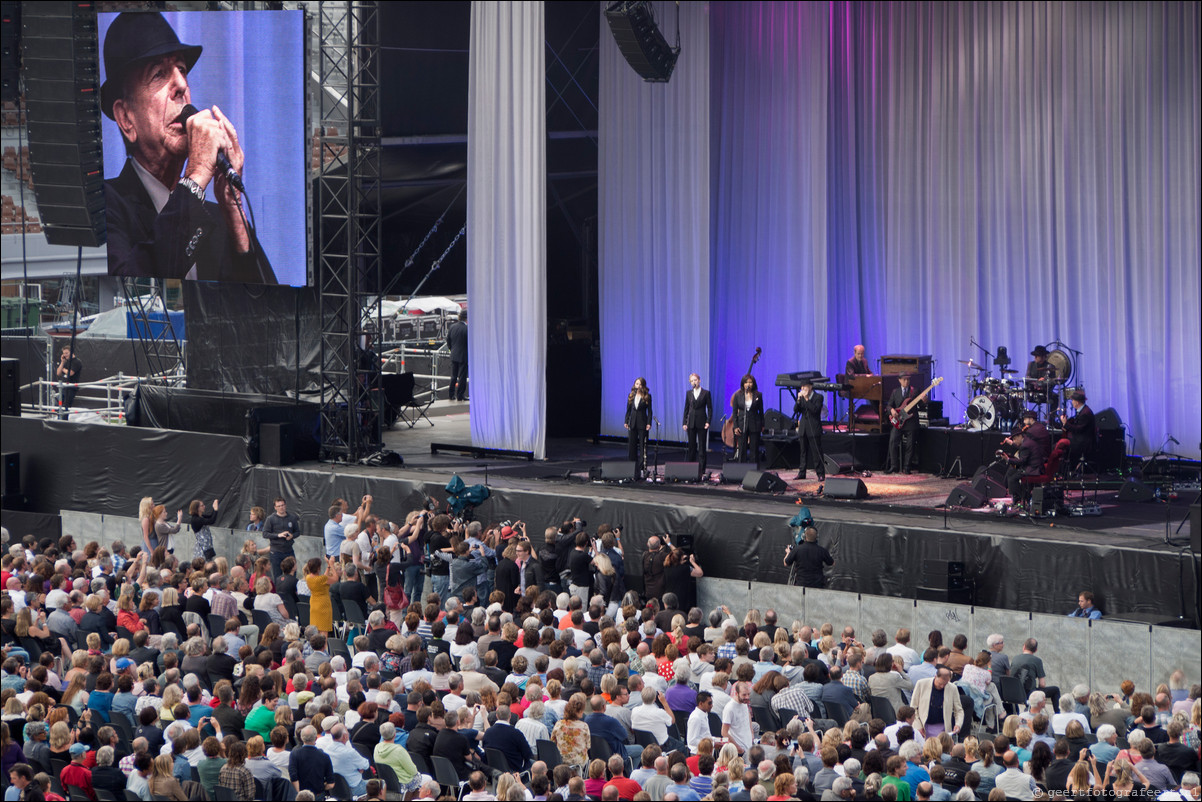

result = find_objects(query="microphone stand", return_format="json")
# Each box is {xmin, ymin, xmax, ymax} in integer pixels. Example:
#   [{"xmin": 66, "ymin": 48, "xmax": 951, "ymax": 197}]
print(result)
[{"xmin": 650, "ymin": 418, "xmax": 660, "ymax": 483}]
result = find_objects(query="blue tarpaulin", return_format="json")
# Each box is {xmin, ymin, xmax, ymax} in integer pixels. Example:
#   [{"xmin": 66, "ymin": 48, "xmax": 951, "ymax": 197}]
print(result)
[{"xmin": 126, "ymin": 310, "xmax": 186, "ymax": 340}]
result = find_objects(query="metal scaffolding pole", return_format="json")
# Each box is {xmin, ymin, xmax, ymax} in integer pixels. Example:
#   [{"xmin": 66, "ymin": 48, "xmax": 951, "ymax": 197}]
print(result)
[{"xmin": 316, "ymin": 0, "xmax": 382, "ymax": 462}]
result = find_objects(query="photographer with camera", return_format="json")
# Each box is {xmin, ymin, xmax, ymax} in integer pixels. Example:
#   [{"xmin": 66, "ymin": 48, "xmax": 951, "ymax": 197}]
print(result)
[
  {"xmin": 662, "ymin": 537, "xmax": 703, "ymax": 614},
  {"xmin": 784, "ymin": 527, "xmax": 834, "ymax": 588},
  {"xmin": 495, "ymin": 522, "xmax": 543, "ymax": 612},
  {"xmin": 642, "ymin": 534, "xmax": 668, "ymax": 602}
]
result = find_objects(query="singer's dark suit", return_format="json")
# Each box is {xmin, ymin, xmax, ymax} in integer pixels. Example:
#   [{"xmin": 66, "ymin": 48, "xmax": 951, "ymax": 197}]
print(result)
[
  {"xmin": 682, "ymin": 388, "xmax": 713, "ymax": 471},
  {"xmin": 446, "ymin": 320, "xmax": 468, "ymax": 401},
  {"xmin": 105, "ymin": 160, "xmax": 276, "ymax": 284},
  {"xmin": 886, "ymin": 385, "xmax": 922, "ymax": 473},
  {"xmin": 625, "ymin": 392, "xmax": 652, "ymax": 469},
  {"xmin": 731, "ymin": 391, "xmax": 764, "ymax": 464},
  {"xmin": 1062, "ymin": 404, "xmax": 1096, "ymax": 466},
  {"xmin": 794, "ymin": 391, "xmax": 826, "ymax": 479}
]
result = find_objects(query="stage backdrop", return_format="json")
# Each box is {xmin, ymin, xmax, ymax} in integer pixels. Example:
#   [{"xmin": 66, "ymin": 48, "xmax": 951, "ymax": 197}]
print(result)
[
  {"xmin": 599, "ymin": 1, "xmax": 711, "ymax": 441},
  {"xmin": 467, "ymin": 1, "xmax": 547, "ymax": 459},
  {"xmin": 598, "ymin": 0, "xmax": 1200, "ymax": 459}
]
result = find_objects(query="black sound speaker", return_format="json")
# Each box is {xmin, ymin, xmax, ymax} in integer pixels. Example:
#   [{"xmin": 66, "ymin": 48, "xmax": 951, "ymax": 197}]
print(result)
[
  {"xmin": 973, "ymin": 462, "xmax": 1007, "ymax": 484},
  {"xmin": 945, "ymin": 483, "xmax": 988, "ymax": 508},
  {"xmin": 1095, "ymin": 407, "xmax": 1123, "ymax": 432},
  {"xmin": 824, "ymin": 476, "xmax": 869, "ymax": 499},
  {"xmin": 922, "ymin": 559, "xmax": 966, "ymax": 591},
  {"xmin": 1031, "ymin": 485, "xmax": 1064, "ymax": 516},
  {"xmin": 1096, "ymin": 430, "xmax": 1125, "ymax": 472},
  {"xmin": 823, "ymin": 453, "xmax": 855, "ymax": 475},
  {"xmin": 1, "ymin": 2, "xmax": 19, "ymax": 103},
  {"xmin": 259, "ymin": 422, "xmax": 294, "ymax": 467},
  {"xmin": 1116, "ymin": 478, "xmax": 1155, "ymax": 503},
  {"xmin": 763, "ymin": 409, "xmax": 793, "ymax": 433},
  {"xmin": 1, "ymin": 452, "xmax": 18, "ymax": 495},
  {"xmin": 672, "ymin": 533, "xmax": 695, "ymax": 555},
  {"xmin": 720, "ymin": 463, "xmax": 755, "ymax": 484},
  {"xmin": 603, "ymin": 0, "xmax": 679, "ymax": 83},
  {"xmin": 916, "ymin": 586, "xmax": 972, "ymax": 605},
  {"xmin": 664, "ymin": 462, "xmax": 700, "ymax": 482},
  {"xmin": 1190, "ymin": 504, "xmax": 1200, "ymax": 555},
  {"xmin": 600, "ymin": 461, "xmax": 637, "ymax": 482},
  {"xmin": 21, "ymin": 1, "xmax": 105, "ymax": 247},
  {"xmin": 972, "ymin": 472, "xmax": 1007, "ymax": 499},
  {"xmin": 0, "ymin": 357, "xmax": 18, "ymax": 416},
  {"xmin": 742, "ymin": 470, "xmax": 788, "ymax": 493}
]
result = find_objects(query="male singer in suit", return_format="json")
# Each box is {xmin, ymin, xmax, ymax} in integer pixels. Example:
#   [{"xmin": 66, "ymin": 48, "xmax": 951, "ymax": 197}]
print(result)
[
  {"xmin": 793, "ymin": 378, "xmax": 826, "ymax": 482},
  {"xmin": 1059, "ymin": 390, "xmax": 1096, "ymax": 469},
  {"xmin": 886, "ymin": 374, "xmax": 923, "ymax": 474},
  {"xmin": 101, "ymin": 11, "xmax": 275, "ymax": 284},
  {"xmin": 682, "ymin": 373, "xmax": 713, "ymax": 473},
  {"xmin": 446, "ymin": 311, "xmax": 468, "ymax": 401}
]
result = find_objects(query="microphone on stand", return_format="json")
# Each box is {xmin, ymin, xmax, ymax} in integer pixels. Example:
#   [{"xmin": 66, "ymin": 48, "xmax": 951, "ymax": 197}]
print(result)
[{"xmin": 174, "ymin": 104, "xmax": 246, "ymax": 192}]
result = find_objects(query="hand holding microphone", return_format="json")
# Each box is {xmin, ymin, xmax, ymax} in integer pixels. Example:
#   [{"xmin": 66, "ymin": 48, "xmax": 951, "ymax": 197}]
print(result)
[{"xmin": 178, "ymin": 103, "xmax": 246, "ymax": 193}]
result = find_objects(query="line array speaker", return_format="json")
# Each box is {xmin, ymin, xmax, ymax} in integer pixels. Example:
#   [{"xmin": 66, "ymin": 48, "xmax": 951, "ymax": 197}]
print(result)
[
  {"xmin": 1, "ymin": 2, "xmax": 19, "ymax": 103},
  {"xmin": 1, "ymin": 452, "xmax": 18, "ymax": 495},
  {"xmin": 603, "ymin": 1, "xmax": 679, "ymax": 83},
  {"xmin": 0, "ymin": 358, "xmax": 18, "ymax": 416},
  {"xmin": 21, "ymin": 1, "xmax": 105, "ymax": 246}
]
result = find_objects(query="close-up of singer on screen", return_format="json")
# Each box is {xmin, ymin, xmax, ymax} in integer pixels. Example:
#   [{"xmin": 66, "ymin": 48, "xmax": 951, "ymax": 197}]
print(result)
[{"xmin": 100, "ymin": 11, "xmax": 276, "ymax": 284}]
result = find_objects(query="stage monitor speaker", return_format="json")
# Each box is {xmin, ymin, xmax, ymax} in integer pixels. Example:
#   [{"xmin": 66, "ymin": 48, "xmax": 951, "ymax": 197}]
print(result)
[
  {"xmin": 1190, "ymin": 504, "xmax": 1200, "ymax": 554},
  {"xmin": 742, "ymin": 470, "xmax": 788, "ymax": 493},
  {"xmin": 601, "ymin": 460, "xmax": 637, "ymax": 482},
  {"xmin": 672, "ymin": 533, "xmax": 695, "ymax": 555},
  {"xmin": 824, "ymin": 476, "xmax": 868, "ymax": 499},
  {"xmin": 1095, "ymin": 407, "xmax": 1123, "ymax": 431},
  {"xmin": 0, "ymin": 357, "xmax": 18, "ymax": 416},
  {"xmin": 664, "ymin": 462, "xmax": 700, "ymax": 482},
  {"xmin": 945, "ymin": 483, "xmax": 988, "ymax": 509},
  {"xmin": 823, "ymin": 453, "xmax": 855, "ymax": 475},
  {"xmin": 972, "ymin": 472, "xmax": 1008, "ymax": 500},
  {"xmin": 763, "ymin": 408, "xmax": 793, "ymax": 433},
  {"xmin": 259, "ymin": 422, "xmax": 294, "ymax": 467},
  {"xmin": 1116, "ymin": 478, "xmax": 1155, "ymax": 503},
  {"xmin": 972, "ymin": 462, "xmax": 1006, "ymax": 484},
  {"xmin": 1031, "ymin": 485, "xmax": 1064, "ymax": 516},
  {"xmin": 21, "ymin": 1, "xmax": 105, "ymax": 247},
  {"xmin": 1, "ymin": 451, "xmax": 18, "ymax": 495},
  {"xmin": 720, "ymin": 463, "xmax": 755, "ymax": 484},
  {"xmin": 604, "ymin": 0, "xmax": 679, "ymax": 83}
]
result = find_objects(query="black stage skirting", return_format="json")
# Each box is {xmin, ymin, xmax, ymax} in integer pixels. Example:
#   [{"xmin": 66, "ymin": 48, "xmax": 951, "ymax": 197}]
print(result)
[
  {"xmin": 762, "ymin": 427, "xmax": 1008, "ymax": 476},
  {"xmin": 3, "ymin": 415, "xmax": 1196, "ymax": 625}
]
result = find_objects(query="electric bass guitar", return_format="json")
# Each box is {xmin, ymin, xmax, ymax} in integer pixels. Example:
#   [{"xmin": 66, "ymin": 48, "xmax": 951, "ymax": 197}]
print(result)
[{"xmin": 889, "ymin": 376, "xmax": 943, "ymax": 429}]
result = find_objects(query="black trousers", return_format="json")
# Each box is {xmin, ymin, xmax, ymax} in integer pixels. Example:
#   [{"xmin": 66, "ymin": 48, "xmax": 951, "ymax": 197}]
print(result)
[
  {"xmin": 685, "ymin": 426, "xmax": 708, "ymax": 471},
  {"xmin": 626, "ymin": 428, "xmax": 648, "ymax": 472},
  {"xmin": 737, "ymin": 430, "xmax": 761, "ymax": 464},
  {"xmin": 798, "ymin": 431, "xmax": 825, "ymax": 478},
  {"xmin": 449, "ymin": 360, "xmax": 468, "ymax": 400},
  {"xmin": 888, "ymin": 426, "xmax": 916, "ymax": 472}
]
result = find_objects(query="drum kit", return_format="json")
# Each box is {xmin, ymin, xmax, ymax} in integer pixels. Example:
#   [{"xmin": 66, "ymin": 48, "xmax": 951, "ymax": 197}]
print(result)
[{"xmin": 958, "ymin": 342, "xmax": 1078, "ymax": 431}]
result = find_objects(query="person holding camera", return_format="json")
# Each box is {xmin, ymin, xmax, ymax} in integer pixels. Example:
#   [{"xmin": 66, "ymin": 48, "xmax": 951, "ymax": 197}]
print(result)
[
  {"xmin": 642, "ymin": 535, "xmax": 668, "ymax": 603},
  {"xmin": 662, "ymin": 541, "xmax": 703, "ymax": 613},
  {"xmin": 567, "ymin": 532, "xmax": 595, "ymax": 607},
  {"xmin": 784, "ymin": 527, "xmax": 833, "ymax": 588}
]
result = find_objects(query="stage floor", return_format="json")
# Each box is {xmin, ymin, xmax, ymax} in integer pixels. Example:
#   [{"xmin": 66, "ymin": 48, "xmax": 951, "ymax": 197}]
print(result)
[{"xmin": 372, "ymin": 401, "xmax": 1197, "ymax": 552}]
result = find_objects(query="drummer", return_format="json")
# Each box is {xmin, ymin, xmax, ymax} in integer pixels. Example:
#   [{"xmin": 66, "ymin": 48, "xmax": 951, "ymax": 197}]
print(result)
[{"xmin": 1026, "ymin": 345, "xmax": 1059, "ymax": 416}]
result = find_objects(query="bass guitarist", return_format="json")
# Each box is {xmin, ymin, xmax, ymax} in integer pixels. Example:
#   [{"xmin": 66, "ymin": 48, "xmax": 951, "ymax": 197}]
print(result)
[{"xmin": 886, "ymin": 373, "xmax": 924, "ymax": 474}]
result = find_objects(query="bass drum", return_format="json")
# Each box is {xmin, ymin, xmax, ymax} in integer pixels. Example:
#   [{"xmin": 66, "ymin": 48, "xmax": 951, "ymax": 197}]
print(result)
[{"xmin": 965, "ymin": 394, "xmax": 1012, "ymax": 431}]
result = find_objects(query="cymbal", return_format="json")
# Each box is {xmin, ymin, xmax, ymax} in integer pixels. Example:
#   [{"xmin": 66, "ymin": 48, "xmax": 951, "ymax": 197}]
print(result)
[
  {"xmin": 958, "ymin": 360, "xmax": 986, "ymax": 370},
  {"xmin": 998, "ymin": 368, "xmax": 1018, "ymax": 374}
]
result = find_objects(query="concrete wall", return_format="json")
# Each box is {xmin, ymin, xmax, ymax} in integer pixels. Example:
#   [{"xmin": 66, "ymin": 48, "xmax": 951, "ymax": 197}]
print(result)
[{"xmin": 697, "ymin": 578, "xmax": 1199, "ymax": 694}]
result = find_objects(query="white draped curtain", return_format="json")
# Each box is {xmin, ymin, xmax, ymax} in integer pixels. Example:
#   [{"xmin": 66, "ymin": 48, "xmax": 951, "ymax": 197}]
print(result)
[
  {"xmin": 598, "ymin": 1, "xmax": 711, "ymax": 439},
  {"xmin": 467, "ymin": 1, "xmax": 547, "ymax": 458}
]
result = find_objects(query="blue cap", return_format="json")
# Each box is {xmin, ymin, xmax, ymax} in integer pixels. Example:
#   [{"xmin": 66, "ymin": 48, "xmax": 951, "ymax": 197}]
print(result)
[{"xmin": 69, "ymin": 743, "xmax": 88, "ymax": 756}]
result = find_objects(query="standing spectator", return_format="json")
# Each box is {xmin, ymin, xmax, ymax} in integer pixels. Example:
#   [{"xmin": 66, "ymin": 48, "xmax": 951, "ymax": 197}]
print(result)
[
  {"xmin": 446, "ymin": 311, "xmax": 468, "ymax": 402},
  {"xmin": 303, "ymin": 557, "xmax": 340, "ymax": 637},
  {"xmin": 263, "ymin": 498, "xmax": 300, "ymax": 579}
]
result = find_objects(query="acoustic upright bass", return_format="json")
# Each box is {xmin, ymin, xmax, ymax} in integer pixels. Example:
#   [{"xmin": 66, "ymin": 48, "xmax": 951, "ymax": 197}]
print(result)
[{"xmin": 722, "ymin": 347, "xmax": 761, "ymax": 455}]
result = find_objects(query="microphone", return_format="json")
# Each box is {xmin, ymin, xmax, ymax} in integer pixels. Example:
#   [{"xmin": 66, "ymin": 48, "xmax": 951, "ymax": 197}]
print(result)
[
  {"xmin": 175, "ymin": 104, "xmax": 245, "ymax": 192},
  {"xmin": 1168, "ymin": 435, "xmax": 1179, "ymax": 445}
]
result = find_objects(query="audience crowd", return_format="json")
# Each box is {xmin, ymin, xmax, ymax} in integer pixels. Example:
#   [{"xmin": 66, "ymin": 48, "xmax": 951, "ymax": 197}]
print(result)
[{"xmin": 0, "ymin": 498, "xmax": 1198, "ymax": 802}]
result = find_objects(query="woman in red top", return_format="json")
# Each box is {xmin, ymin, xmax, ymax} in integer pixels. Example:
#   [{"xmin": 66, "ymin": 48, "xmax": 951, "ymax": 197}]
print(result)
[{"xmin": 115, "ymin": 591, "xmax": 144, "ymax": 634}]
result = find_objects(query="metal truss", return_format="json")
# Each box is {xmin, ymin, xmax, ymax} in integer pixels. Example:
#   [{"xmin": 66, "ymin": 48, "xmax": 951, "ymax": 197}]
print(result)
[
  {"xmin": 121, "ymin": 279, "xmax": 185, "ymax": 384},
  {"xmin": 316, "ymin": 0, "xmax": 382, "ymax": 462}
]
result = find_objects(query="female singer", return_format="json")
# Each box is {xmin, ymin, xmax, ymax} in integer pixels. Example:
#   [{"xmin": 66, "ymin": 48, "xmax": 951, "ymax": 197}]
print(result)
[
  {"xmin": 624, "ymin": 377, "xmax": 652, "ymax": 474},
  {"xmin": 731, "ymin": 374, "xmax": 764, "ymax": 464}
]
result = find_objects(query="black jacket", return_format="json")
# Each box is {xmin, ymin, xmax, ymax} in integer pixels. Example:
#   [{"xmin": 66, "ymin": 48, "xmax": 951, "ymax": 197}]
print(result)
[
  {"xmin": 682, "ymin": 388, "xmax": 713, "ymax": 428},
  {"xmin": 794, "ymin": 391, "xmax": 824, "ymax": 437},
  {"xmin": 446, "ymin": 320, "xmax": 468, "ymax": 362}
]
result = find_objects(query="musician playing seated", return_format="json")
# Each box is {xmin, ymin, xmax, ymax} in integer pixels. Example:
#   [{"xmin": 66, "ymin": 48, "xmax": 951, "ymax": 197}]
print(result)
[
  {"xmin": 1026, "ymin": 345, "xmax": 1059, "ymax": 414},
  {"xmin": 845, "ymin": 344, "xmax": 872, "ymax": 376},
  {"xmin": 886, "ymin": 373, "xmax": 923, "ymax": 474},
  {"xmin": 1002, "ymin": 426, "xmax": 1045, "ymax": 505}
]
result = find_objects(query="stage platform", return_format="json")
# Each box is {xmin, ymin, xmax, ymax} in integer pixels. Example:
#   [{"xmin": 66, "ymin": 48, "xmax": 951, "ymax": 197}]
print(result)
[{"xmin": 3, "ymin": 409, "xmax": 1199, "ymax": 626}]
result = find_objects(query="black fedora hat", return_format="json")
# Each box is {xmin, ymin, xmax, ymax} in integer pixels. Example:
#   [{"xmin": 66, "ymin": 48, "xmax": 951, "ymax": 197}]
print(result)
[
  {"xmin": 1030, "ymin": 345, "xmax": 1049, "ymax": 358},
  {"xmin": 100, "ymin": 12, "xmax": 202, "ymax": 120}
]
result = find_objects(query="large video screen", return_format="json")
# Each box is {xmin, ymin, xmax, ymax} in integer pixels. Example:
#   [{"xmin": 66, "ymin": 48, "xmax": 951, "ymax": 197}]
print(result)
[{"xmin": 98, "ymin": 10, "xmax": 306, "ymax": 287}]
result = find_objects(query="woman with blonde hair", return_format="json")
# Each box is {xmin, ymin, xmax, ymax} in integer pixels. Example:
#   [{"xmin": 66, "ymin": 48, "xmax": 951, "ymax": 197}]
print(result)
[
  {"xmin": 148, "ymin": 752, "xmax": 188, "ymax": 801},
  {"xmin": 60, "ymin": 673, "xmax": 89, "ymax": 715},
  {"xmin": 138, "ymin": 496, "xmax": 156, "ymax": 554}
]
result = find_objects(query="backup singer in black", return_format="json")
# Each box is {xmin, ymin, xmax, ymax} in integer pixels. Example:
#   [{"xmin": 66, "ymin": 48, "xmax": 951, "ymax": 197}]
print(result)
[
  {"xmin": 682, "ymin": 373, "xmax": 713, "ymax": 473},
  {"xmin": 793, "ymin": 378, "xmax": 825, "ymax": 481},
  {"xmin": 731, "ymin": 374, "xmax": 764, "ymax": 464},
  {"xmin": 624, "ymin": 377, "xmax": 652, "ymax": 475}
]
